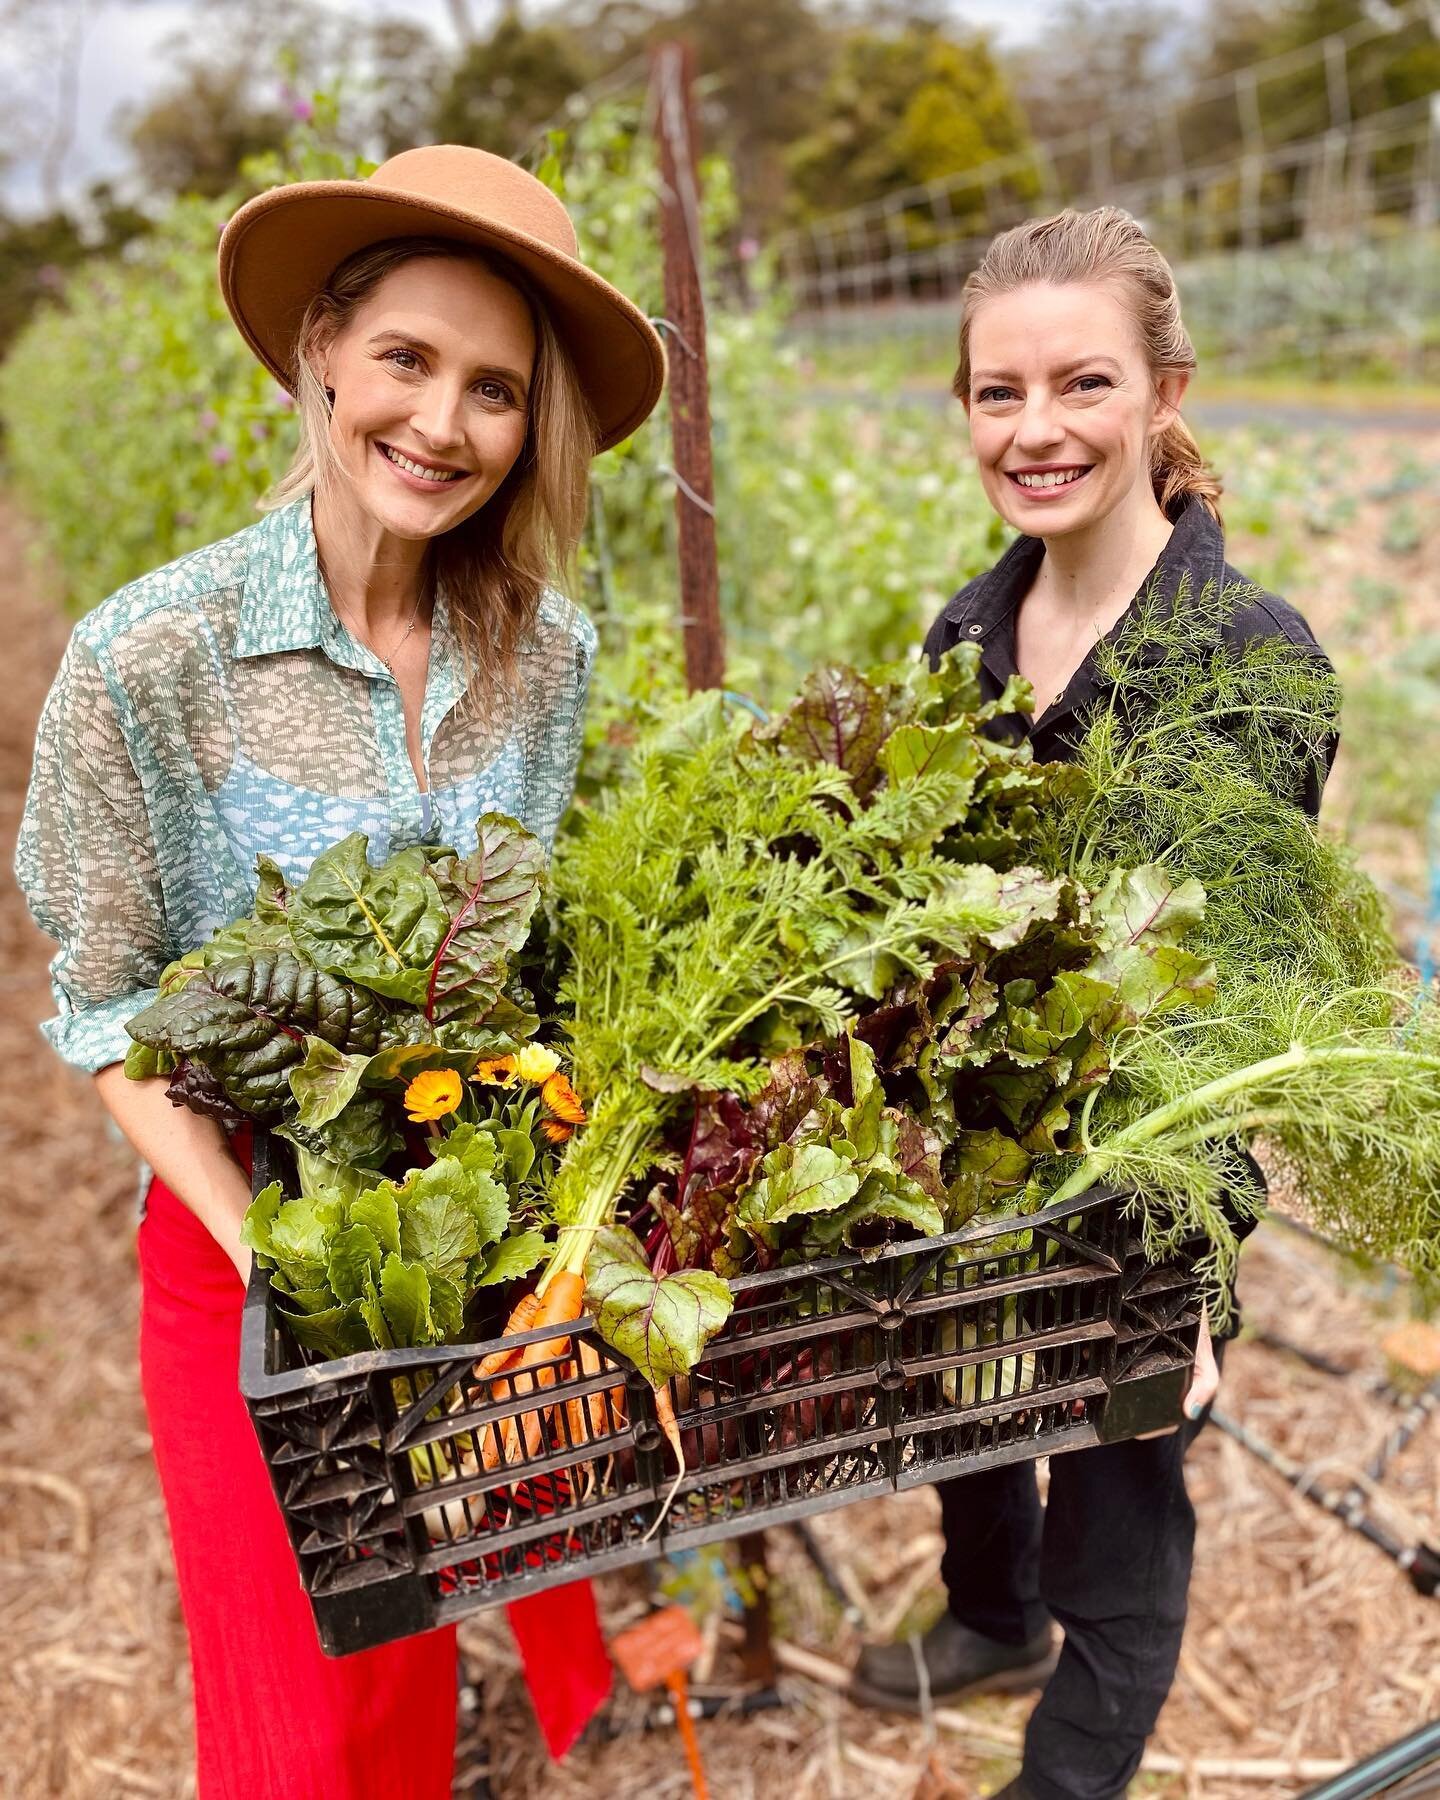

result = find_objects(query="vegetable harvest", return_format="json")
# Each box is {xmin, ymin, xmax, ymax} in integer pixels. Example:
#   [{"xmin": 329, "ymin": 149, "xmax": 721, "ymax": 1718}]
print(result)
[{"xmin": 127, "ymin": 587, "xmax": 1440, "ymax": 1498}]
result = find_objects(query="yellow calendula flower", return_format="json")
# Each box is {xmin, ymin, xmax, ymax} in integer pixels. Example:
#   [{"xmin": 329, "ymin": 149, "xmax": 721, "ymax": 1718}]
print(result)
[
  {"xmin": 472, "ymin": 1055, "xmax": 518, "ymax": 1086},
  {"xmin": 514, "ymin": 1043, "xmax": 562, "ymax": 1083},
  {"xmin": 404, "ymin": 1068, "xmax": 463, "ymax": 1122}
]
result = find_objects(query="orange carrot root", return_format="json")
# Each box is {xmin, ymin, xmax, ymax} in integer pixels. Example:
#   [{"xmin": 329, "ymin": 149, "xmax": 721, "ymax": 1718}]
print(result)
[
  {"xmin": 578, "ymin": 1336, "xmax": 627, "ymax": 1438},
  {"xmin": 474, "ymin": 1290, "xmax": 543, "ymax": 1381},
  {"xmin": 491, "ymin": 1271, "xmax": 588, "ymax": 1466},
  {"xmin": 643, "ymin": 1382, "xmax": 686, "ymax": 1544}
]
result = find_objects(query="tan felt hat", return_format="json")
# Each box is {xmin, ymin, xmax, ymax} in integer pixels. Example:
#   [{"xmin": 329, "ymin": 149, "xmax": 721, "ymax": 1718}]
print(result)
[{"xmin": 218, "ymin": 144, "xmax": 666, "ymax": 453}]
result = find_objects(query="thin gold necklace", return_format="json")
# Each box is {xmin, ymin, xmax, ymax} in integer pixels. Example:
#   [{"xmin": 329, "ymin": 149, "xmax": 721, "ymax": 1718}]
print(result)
[{"xmin": 330, "ymin": 584, "xmax": 427, "ymax": 674}]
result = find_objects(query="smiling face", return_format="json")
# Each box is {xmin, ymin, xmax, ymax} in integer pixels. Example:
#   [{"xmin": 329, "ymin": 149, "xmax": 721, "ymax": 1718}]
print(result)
[
  {"xmin": 311, "ymin": 254, "xmax": 537, "ymax": 542},
  {"xmin": 962, "ymin": 280, "xmax": 1185, "ymax": 539}
]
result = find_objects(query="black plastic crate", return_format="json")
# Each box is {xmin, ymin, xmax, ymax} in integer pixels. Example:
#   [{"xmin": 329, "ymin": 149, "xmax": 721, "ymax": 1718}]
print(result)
[{"xmin": 239, "ymin": 1132, "xmax": 1200, "ymax": 1654}]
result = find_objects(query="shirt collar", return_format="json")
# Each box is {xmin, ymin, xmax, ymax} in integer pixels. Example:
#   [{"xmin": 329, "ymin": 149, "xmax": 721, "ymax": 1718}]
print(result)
[
  {"xmin": 943, "ymin": 491, "xmax": 1226, "ymax": 645},
  {"xmin": 232, "ymin": 495, "xmax": 463, "ymax": 709},
  {"xmin": 232, "ymin": 496, "xmax": 336, "ymax": 660},
  {"xmin": 948, "ymin": 493, "xmax": 1229, "ymax": 750}
]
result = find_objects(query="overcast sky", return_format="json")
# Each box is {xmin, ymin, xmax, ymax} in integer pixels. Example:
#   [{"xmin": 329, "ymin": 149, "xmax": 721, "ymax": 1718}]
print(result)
[{"xmin": 1, "ymin": 0, "xmax": 1059, "ymax": 217}]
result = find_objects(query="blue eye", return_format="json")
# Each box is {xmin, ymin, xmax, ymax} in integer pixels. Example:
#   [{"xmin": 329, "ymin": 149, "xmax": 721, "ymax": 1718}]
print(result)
[{"xmin": 1074, "ymin": 375, "xmax": 1110, "ymax": 392}]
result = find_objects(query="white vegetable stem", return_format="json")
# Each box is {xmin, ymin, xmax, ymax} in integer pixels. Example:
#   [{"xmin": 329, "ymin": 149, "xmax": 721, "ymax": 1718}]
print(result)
[{"xmin": 1045, "ymin": 1041, "xmax": 1440, "ymax": 1209}]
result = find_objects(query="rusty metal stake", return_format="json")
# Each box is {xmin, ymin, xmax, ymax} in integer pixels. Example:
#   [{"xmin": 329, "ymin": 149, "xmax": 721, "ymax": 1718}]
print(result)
[{"xmin": 651, "ymin": 39, "xmax": 724, "ymax": 695}]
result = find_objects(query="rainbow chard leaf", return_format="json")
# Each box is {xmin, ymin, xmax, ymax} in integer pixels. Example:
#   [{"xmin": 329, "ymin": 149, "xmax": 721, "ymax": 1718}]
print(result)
[
  {"xmin": 584, "ymin": 1225, "xmax": 733, "ymax": 1390},
  {"xmin": 289, "ymin": 1036, "xmax": 370, "ymax": 1128},
  {"xmin": 126, "ymin": 951, "xmax": 385, "ymax": 1117},
  {"xmin": 760, "ymin": 664, "xmax": 893, "ymax": 795},
  {"xmin": 424, "ymin": 814, "xmax": 547, "ymax": 1037},
  {"xmin": 739, "ymin": 1143, "xmax": 861, "ymax": 1232},
  {"xmin": 287, "ymin": 832, "xmax": 449, "ymax": 1006}
]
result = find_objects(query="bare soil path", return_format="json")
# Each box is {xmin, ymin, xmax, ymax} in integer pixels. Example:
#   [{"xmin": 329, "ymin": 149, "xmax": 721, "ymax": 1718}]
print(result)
[{"xmin": 1, "ymin": 467, "xmax": 1436, "ymax": 1800}]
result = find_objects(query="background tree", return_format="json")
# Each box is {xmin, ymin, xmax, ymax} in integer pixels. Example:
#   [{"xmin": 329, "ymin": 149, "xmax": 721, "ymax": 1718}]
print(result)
[
  {"xmin": 0, "ymin": 180, "xmax": 149, "ymax": 360},
  {"xmin": 356, "ymin": 20, "xmax": 447, "ymax": 160},
  {"xmin": 431, "ymin": 14, "xmax": 596, "ymax": 158},
  {"xmin": 123, "ymin": 64, "xmax": 291, "ymax": 200},
  {"xmin": 784, "ymin": 21, "xmax": 1032, "ymax": 223}
]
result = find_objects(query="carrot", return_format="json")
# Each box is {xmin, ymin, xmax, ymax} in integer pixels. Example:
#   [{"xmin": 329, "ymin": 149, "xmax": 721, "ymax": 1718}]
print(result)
[
  {"xmin": 497, "ymin": 1271, "xmax": 587, "ymax": 1466},
  {"xmin": 474, "ymin": 1290, "xmax": 542, "ymax": 1382},
  {"xmin": 578, "ymin": 1336, "xmax": 627, "ymax": 1439},
  {"xmin": 643, "ymin": 1381, "xmax": 687, "ymax": 1544}
]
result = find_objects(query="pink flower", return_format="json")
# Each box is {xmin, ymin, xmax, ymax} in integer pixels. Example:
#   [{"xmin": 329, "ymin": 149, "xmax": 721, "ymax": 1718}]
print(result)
[
  {"xmin": 197, "ymin": 409, "xmax": 220, "ymax": 431},
  {"xmin": 250, "ymin": 420, "xmax": 269, "ymax": 441},
  {"xmin": 209, "ymin": 443, "xmax": 233, "ymax": 466},
  {"xmin": 272, "ymin": 386, "xmax": 295, "ymax": 409},
  {"xmin": 290, "ymin": 97, "xmax": 314, "ymax": 122},
  {"xmin": 738, "ymin": 236, "xmax": 760, "ymax": 262}
]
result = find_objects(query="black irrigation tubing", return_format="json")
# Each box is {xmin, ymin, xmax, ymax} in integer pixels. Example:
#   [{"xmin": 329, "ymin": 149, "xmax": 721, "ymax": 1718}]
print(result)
[
  {"xmin": 1297, "ymin": 1717, "xmax": 1440, "ymax": 1800},
  {"xmin": 589, "ymin": 1686, "xmax": 788, "ymax": 1739},
  {"xmin": 1208, "ymin": 1407, "xmax": 1440, "ymax": 1599}
]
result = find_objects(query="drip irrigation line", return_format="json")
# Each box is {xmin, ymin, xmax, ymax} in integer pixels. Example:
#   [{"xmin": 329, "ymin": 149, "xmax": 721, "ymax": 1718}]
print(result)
[
  {"xmin": 1297, "ymin": 1718, "xmax": 1440, "ymax": 1800},
  {"xmin": 1209, "ymin": 1406, "xmax": 1440, "ymax": 1598},
  {"xmin": 591, "ymin": 1685, "xmax": 787, "ymax": 1738}
]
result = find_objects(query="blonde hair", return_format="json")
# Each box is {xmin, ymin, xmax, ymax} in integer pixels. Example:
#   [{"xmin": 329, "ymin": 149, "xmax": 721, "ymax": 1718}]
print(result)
[
  {"xmin": 263, "ymin": 236, "xmax": 596, "ymax": 707},
  {"xmin": 953, "ymin": 206, "xmax": 1222, "ymax": 526}
]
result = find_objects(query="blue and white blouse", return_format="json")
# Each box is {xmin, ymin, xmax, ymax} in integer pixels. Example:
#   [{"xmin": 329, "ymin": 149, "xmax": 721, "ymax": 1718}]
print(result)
[{"xmin": 16, "ymin": 494, "xmax": 595, "ymax": 1072}]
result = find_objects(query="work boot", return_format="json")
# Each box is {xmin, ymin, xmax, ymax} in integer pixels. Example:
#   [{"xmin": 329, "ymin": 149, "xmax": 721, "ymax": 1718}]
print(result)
[{"xmin": 849, "ymin": 1609, "xmax": 1057, "ymax": 1713}]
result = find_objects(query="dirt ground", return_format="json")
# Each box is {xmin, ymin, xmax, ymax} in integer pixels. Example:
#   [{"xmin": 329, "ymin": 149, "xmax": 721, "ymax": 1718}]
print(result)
[{"xmin": 1, "ymin": 435, "xmax": 1437, "ymax": 1800}]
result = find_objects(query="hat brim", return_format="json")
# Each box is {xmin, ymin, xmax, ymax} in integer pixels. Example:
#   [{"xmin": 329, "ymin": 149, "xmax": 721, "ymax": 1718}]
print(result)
[{"xmin": 218, "ymin": 181, "xmax": 666, "ymax": 453}]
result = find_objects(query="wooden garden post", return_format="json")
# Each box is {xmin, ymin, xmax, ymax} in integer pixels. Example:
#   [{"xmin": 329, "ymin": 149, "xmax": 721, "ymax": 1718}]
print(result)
[
  {"xmin": 652, "ymin": 43, "xmax": 782, "ymax": 1689},
  {"xmin": 651, "ymin": 40, "xmax": 725, "ymax": 694}
]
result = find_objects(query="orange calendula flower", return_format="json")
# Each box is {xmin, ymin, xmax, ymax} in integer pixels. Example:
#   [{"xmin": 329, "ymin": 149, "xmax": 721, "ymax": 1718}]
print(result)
[
  {"xmin": 472, "ymin": 1055, "xmax": 518, "ymax": 1086},
  {"xmin": 541, "ymin": 1071, "xmax": 587, "ymax": 1126},
  {"xmin": 404, "ymin": 1068, "xmax": 463, "ymax": 1122},
  {"xmin": 540, "ymin": 1119, "xmax": 575, "ymax": 1144}
]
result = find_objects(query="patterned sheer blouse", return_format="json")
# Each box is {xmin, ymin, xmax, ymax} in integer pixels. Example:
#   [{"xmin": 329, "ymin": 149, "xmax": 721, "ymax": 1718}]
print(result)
[{"xmin": 16, "ymin": 495, "xmax": 596, "ymax": 1073}]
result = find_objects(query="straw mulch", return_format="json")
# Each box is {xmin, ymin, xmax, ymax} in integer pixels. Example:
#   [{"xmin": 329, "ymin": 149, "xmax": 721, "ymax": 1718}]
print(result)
[{"xmin": 1, "ymin": 439, "xmax": 1437, "ymax": 1800}]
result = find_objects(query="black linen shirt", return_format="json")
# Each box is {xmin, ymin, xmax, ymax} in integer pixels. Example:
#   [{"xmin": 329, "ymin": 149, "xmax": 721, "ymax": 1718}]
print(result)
[{"xmin": 923, "ymin": 491, "xmax": 1337, "ymax": 820}]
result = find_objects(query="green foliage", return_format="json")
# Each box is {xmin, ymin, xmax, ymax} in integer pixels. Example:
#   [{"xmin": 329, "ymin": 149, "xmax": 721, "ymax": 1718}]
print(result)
[
  {"xmin": 544, "ymin": 650, "xmax": 1066, "ymax": 1253},
  {"xmin": 0, "ymin": 100, "xmax": 369, "ymax": 609},
  {"xmin": 432, "ymin": 16, "xmax": 594, "ymax": 159},
  {"xmin": 583, "ymin": 1224, "xmax": 732, "ymax": 1388},
  {"xmin": 127, "ymin": 64, "xmax": 292, "ymax": 200},
  {"xmin": 125, "ymin": 815, "xmax": 553, "ymax": 1164},
  {"xmin": 785, "ymin": 23, "xmax": 1032, "ymax": 221},
  {"xmin": 241, "ymin": 1126, "xmax": 527, "ymax": 1354}
]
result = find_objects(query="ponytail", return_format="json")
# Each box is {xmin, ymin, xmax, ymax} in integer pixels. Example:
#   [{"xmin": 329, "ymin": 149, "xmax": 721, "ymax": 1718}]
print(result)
[{"xmin": 1152, "ymin": 416, "xmax": 1223, "ymax": 526}]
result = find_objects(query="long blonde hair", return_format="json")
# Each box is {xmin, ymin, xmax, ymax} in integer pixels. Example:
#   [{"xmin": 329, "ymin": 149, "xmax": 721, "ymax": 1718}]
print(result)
[
  {"xmin": 263, "ymin": 235, "xmax": 596, "ymax": 706},
  {"xmin": 953, "ymin": 206, "xmax": 1222, "ymax": 525}
]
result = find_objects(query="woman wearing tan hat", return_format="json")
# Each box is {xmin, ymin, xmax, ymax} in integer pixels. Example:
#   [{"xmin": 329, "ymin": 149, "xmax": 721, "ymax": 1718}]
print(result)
[{"xmin": 17, "ymin": 146, "xmax": 665, "ymax": 1797}]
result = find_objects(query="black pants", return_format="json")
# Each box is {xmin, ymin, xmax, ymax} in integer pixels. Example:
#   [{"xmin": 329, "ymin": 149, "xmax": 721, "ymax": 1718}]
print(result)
[{"xmin": 937, "ymin": 1374, "xmax": 1218, "ymax": 1800}]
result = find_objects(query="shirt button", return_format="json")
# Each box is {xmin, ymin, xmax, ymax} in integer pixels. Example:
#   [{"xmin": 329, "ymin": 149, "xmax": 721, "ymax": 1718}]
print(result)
[{"xmin": 967, "ymin": 624, "xmax": 983, "ymax": 636}]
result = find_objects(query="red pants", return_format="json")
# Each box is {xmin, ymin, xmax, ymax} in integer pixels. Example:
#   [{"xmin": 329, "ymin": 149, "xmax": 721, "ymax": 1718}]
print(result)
[{"xmin": 137, "ymin": 1169, "xmax": 458, "ymax": 1800}]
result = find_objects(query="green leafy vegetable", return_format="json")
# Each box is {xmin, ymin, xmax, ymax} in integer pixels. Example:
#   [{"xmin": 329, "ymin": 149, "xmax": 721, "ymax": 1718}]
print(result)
[{"xmin": 583, "ymin": 1225, "xmax": 732, "ymax": 1389}]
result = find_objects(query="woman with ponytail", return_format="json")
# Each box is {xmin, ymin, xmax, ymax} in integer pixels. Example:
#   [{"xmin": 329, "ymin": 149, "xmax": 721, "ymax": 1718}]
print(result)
[{"xmin": 849, "ymin": 208, "xmax": 1335, "ymax": 1798}]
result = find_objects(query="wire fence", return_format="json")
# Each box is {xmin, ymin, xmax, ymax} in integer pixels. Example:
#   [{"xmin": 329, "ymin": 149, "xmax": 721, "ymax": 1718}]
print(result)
[{"xmin": 752, "ymin": 4, "xmax": 1440, "ymax": 379}]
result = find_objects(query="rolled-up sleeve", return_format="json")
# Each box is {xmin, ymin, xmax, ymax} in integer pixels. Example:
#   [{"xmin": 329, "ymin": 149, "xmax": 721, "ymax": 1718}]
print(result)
[{"xmin": 15, "ymin": 633, "xmax": 170, "ymax": 1072}]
